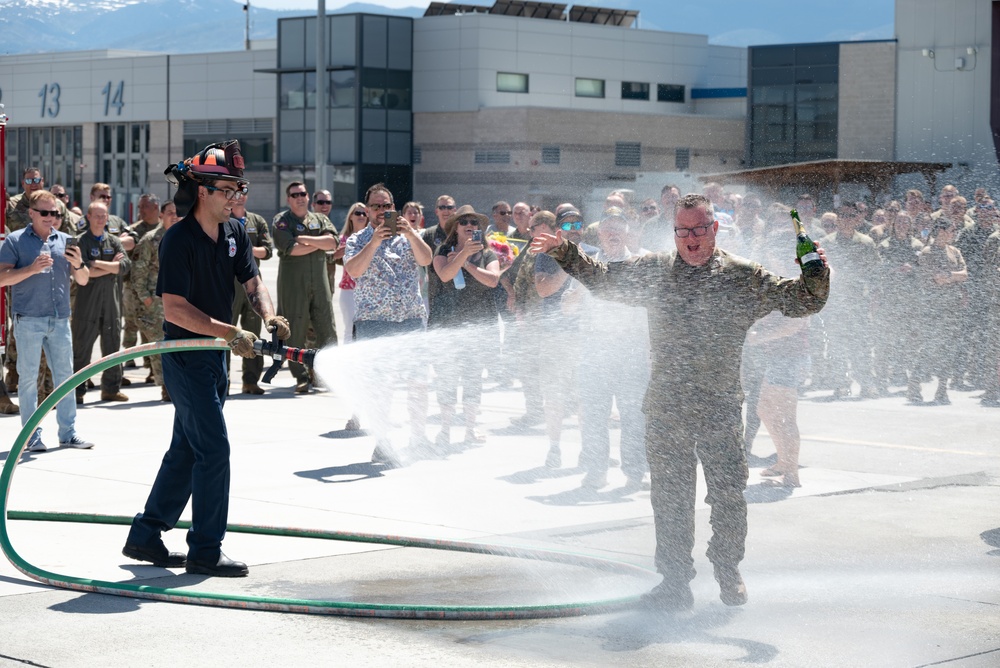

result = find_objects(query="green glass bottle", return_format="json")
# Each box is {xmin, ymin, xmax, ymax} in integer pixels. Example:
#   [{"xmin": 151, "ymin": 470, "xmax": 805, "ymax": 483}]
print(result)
[{"xmin": 789, "ymin": 209, "xmax": 824, "ymax": 277}]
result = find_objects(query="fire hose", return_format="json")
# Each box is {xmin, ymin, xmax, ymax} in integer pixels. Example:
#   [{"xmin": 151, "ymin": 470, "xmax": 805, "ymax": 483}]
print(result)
[{"xmin": 1, "ymin": 339, "xmax": 652, "ymax": 619}]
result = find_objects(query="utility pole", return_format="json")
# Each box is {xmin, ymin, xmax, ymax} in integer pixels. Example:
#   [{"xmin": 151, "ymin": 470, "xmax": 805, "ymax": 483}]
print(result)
[
  {"xmin": 244, "ymin": 2, "xmax": 251, "ymax": 51},
  {"xmin": 315, "ymin": 0, "xmax": 330, "ymax": 193}
]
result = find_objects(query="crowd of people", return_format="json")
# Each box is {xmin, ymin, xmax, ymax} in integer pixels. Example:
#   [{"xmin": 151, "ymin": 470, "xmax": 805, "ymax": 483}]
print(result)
[{"xmin": 3, "ymin": 147, "xmax": 998, "ymax": 597}]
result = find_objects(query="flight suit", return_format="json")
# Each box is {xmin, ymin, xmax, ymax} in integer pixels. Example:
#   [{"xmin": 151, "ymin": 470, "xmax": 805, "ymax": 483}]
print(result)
[
  {"xmin": 128, "ymin": 225, "xmax": 166, "ymax": 387},
  {"xmin": 272, "ymin": 209, "xmax": 337, "ymax": 383},
  {"xmin": 72, "ymin": 230, "xmax": 130, "ymax": 398},
  {"xmin": 549, "ymin": 243, "xmax": 829, "ymax": 591},
  {"xmin": 231, "ymin": 212, "xmax": 273, "ymax": 385}
]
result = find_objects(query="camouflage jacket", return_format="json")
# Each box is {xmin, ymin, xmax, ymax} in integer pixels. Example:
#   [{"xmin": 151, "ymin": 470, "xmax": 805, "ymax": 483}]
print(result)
[
  {"xmin": 548, "ymin": 242, "xmax": 830, "ymax": 411},
  {"xmin": 129, "ymin": 224, "xmax": 166, "ymax": 320}
]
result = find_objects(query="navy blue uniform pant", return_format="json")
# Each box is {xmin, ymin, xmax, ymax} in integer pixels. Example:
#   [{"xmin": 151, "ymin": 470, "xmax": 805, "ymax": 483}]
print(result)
[{"xmin": 127, "ymin": 350, "xmax": 231, "ymax": 561}]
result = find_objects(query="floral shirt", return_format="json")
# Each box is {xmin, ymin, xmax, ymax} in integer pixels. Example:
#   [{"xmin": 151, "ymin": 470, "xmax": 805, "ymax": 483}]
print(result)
[
  {"xmin": 344, "ymin": 225, "xmax": 426, "ymax": 323},
  {"xmin": 338, "ymin": 234, "xmax": 356, "ymax": 290}
]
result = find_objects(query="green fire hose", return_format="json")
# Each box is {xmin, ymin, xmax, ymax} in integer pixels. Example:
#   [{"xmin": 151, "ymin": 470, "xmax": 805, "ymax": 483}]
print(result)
[{"xmin": 1, "ymin": 340, "xmax": 652, "ymax": 619}]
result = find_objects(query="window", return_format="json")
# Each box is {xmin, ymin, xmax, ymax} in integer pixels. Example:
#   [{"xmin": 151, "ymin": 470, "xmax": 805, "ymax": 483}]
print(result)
[
  {"xmin": 497, "ymin": 72, "xmax": 528, "ymax": 93},
  {"xmin": 575, "ymin": 78, "xmax": 605, "ymax": 98},
  {"xmin": 675, "ymin": 148, "xmax": 690, "ymax": 171},
  {"xmin": 475, "ymin": 150, "xmax": 511, "ymax": 164},
  {"xmin": 658, "ymin": 84, "xmax": 685, "ymax": 103},
  {"xmin": 615, "ymin": 142, "xmax": 641, "ymax": 167},
  {"xmin": 621, "ymin": 82, "xmax": 649, "ymax": 100},
  {"xmin": 541, "ymin": 146, "xmax": 560, "ymax": 164}
]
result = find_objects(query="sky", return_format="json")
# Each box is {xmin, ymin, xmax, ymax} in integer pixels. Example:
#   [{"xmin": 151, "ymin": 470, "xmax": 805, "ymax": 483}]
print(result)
[{"xmin": 239, "ymin": 0, "xmax": 897, "ymax": 46}]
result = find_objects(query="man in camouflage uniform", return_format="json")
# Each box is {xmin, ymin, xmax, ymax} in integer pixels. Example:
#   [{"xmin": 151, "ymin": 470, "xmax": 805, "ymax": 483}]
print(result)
[
  {"xmin": 532, "ymin": 193, "xmax": 830, "ymax": 612},
  {"xmin": 72, "ymin": 202, "xmax": 131, "ymax": 404},
  {"xmin": 229, "ymin": 200, "xmax": 273, "ymax": 394},
  {"xmin": 128, "ymin": 201, "xmax": 181, "ymax": 402},
  {"xmin": 4, "ymin": 167, "xmax": 75, "ymax": 397},
  {"xmin": 272, "ymin": 182, "xmax": 338, "ymax": 394},
  {"xmin": 120, "ymin": 194, "xmax": 162, "ymax": 377}
]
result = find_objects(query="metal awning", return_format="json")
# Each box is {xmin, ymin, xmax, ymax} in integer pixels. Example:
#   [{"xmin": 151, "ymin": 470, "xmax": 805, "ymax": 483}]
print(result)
[{"xmin": 697, "ymin": 159, "xmax": 953, "ymax": 194}]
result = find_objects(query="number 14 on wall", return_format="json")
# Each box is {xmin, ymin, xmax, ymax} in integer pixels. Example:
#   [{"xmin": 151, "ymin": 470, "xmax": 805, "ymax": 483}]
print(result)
[{"xmin": 102, "ymin": 81, "xmax": 125, "ymax": 116}]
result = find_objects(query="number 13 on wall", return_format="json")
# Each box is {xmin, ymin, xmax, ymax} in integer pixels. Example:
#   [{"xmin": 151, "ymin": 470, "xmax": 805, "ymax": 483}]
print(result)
[
  {"xmin": 38, "ymin": 83, "xmax": 60, "ymax": 117},
  {"xmin": 101, "ymin": 80, "xmax": 125, "ymax": 116}
]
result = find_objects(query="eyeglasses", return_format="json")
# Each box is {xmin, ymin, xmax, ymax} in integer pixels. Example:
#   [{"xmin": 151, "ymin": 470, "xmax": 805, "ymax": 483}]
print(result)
[
  {"xmin": 206, "ymin": 184, "xmax": 249, "ymax": 201},
  {"xmin": 368, "ymin": 202, "xmax": 393, "ymax": 211},
  {"xmin": 352, "ymin": 210, "xmax": 368, "ymax": 216},
  {"xmin": 437, "ymin": 204, "xmax": 456, "ymax": 210},
  {"xmin": 288, "ymin": 192, "xmax": 308, "ymax": 199},
  {"xmin": 23, "ymin": 177, "xmax": 42, "ymax": 185},
  {"xmin": 560, "ymin": 221, "xmax": 583, "ymax": 231},
  {"xmin": 97, "ymin": 194, "xmax": 112, "ymax": 201},
  {"xmin": 496, "ymin": 210, "xmax": 512, "ymax": 216},
  {"xmin": 458, "ymin": 219, "xmax": 479, "ymax": 227},
  {"xmin": 674, "ymin": 224, "xmax": 713, "ymax": 238},
  {"xmin": 32, "ymin": 209, "xmax": 61, "ymax": 217},
  {"xmin": 642, "ymin": 206, "xmax": 658, "ymax": 212},
  {"xmin": 314, "ymin": 200, "xmax": 332, "ymax": 205}
]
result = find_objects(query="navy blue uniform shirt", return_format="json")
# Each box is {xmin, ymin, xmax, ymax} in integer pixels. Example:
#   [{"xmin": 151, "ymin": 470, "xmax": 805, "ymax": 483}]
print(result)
[{"xmin": 156, "ymin": 213, "xmax": 258, "ymax": 340}]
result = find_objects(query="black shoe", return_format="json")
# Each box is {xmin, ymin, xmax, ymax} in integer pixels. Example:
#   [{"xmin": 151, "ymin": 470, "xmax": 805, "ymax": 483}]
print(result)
[
  {"xmin": 185, "ymin": 552, "xmax": 249, "ymax": 577},
  {"xmin": 638, "ymin": 580, "xmax": 694, "ymax": 613},
  {"xmin": 123, "ymin": 541, "xmax": 186, "ymax": 568}
]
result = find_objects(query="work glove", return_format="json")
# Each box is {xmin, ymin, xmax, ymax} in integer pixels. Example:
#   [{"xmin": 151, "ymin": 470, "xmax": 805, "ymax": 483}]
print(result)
[
  {"xmin": 225, "ymin": 326, "xmax": 258, "ymax": 359},
  {"xmin": 265, "ymin": 315, "xmax": 291, "ymax": 340}
]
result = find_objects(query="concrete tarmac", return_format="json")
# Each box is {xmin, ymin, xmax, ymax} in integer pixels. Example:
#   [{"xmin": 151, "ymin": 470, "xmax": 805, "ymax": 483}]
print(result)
[{"xmin": 1, "ymin": 361, "xmax": 998, "ymax": 667}]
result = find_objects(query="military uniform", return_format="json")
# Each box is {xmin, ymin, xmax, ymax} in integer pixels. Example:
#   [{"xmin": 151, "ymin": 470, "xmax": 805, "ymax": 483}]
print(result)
[
  {"xmin": 954, "ymin": 223, "xmax": 998, "ymax": 387},
  {"xmin": 549, "ymin": 242, "xmax": 829, "ymax": 594},
  {"xmin": 915, "ymin": 242, "xmax": 967, "ymax": 396},
  {"xmin": 128, "ymin": 225, "xmax": 167, "ymax": 388},
  {"xmin": 72, "ymin": 230, "xmax": 130, "ymax": 399},
  {"xmin": 272, "ymin": 209, "xmax": 337, "ymax": 384},
  {"xmin": 231, "ymin": 211, "xmax": 273, "ymax": 386},
  {"xmin": 875, "ymin": 235, "xmax": 924, "ymax": 386},
  {"xmin": 120, "ymin": 220, "xmax": 160, "ymax": 352}
]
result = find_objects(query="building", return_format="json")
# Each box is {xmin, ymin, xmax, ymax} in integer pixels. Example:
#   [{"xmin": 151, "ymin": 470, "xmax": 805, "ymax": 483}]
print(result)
[{"xmin": 1, "ymin": 0, "xmax": 998, "ymax": 223}]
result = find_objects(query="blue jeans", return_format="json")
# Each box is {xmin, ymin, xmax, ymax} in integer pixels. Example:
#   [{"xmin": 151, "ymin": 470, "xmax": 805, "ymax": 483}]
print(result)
[
  {"xmin": 14, "ymin": 315, "xmax": 77, "ymax": 445},
  {"xmin": 127, "ymin": 350, "xmax": 231, "ymax": 561}
]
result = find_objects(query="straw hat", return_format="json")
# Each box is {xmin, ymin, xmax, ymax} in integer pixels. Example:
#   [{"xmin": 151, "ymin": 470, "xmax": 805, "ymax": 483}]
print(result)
[{"xmin": 443, "ymin": 204, "xmax": 489, "ymax": 237}]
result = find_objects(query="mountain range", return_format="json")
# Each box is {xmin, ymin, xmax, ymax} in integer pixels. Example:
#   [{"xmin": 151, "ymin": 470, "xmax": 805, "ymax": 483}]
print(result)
[{"xmin": 0, "ymin": 0, "xmax": 895, "ymax": 56}]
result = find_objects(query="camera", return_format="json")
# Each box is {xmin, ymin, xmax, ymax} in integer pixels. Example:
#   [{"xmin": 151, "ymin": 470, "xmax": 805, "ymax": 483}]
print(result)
[
  {"xmin": 383, "ymin": 211, "xmax": 399, "ymax": 235},
  {"xmin": 471, "ymin": 229, "xmax": 483, "ymax": 242}
]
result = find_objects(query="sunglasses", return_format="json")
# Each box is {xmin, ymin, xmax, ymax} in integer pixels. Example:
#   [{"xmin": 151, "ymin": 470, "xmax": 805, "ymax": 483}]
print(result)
[
  {"xmin": 288, "ymin": 192, "xmax": 308, "ymax": 199},
  {"xmin": 368, "ymin": 202, "xmax": 393, "ymax": 211},
  {"xmin": 642, "ymin": 206, "xmax": 658, "ymax": 212},
  {"xmin": 314, "ymin": 200, "xmax": 332, "ymax": 205},
  {"xmin": 437, "ymin": 204, "xmax": 456, "ymax": 210},
  {"xmin": 33, "ymin": 209, "xmax": 61, "ymax": 218},
  {"xmin": 560, "ymin": 221, "xmax": 583, "ymax": 231},
  {"xmin": 97, "ymin": 194, "xmax": 112, "ymax": 201},
  {"xmin": 458, "ymin": 219, "xmax": 479, "ymax": 227},
  {"xmin": 496, "ymin": 210, "xmax": 512, "ymax": 216},
  {"xmin": 24, "ymin": 177, "xmax": 42, "ymax": 185},
  {"xmin": 352, "ymin": 210, "xmax": 368, "ymax": 216}
]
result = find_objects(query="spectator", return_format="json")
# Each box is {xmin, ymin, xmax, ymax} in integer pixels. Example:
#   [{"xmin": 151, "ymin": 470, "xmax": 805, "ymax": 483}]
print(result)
[
  {"xmin": 344, "ymin": 183, "xmax": 434, "ymax": 466},
  {"xmin": 430, "ymin": 205, "xmax": 500, "ymax": 447},
  {"xmin": 506, "ymin": 201, "xmax": 545, "ymax": 429},
  {"xmin": 333, "ymin": 201, "xmax": 370, "ymax": 432},
  {"xmin": 121, "ymin": 193, "xmax": 162, "ymax": 368},
  {"xmin": 0, "ymin": 189, "xmax": 92, "ymax": 451},
  {"xmin": 229, "ymin": 199, "xmax": 273, "ymax": 395},
  {"xmin": 640, "ymin": 184, "xmax": 679, "ymax": 254}
]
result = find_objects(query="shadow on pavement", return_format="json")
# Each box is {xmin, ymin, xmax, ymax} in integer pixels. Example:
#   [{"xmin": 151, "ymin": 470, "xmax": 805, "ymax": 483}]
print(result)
[
  {"xmin": 50, "ymin": 591, "xmax": 142, "ymax": 615},
  {"xmin": 744, "ymin": 483, "xmax": 794, "ymax": 504},
  {"xmin": 527, "ymin": 485, "xmax": 639, "ymax": 507},
  {"xmin": 499, "ymin": 466, "xmax": 582, "ymax": 485},
  {"xmin": 295, "ymin": 462, "xmax": 386, "ymax": 484},
  {"xmin": 981, "ymin": 528, "xmax": 1000, "ymax": 557}
]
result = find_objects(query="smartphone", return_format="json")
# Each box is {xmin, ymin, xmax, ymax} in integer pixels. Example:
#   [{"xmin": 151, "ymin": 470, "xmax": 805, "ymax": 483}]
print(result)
[
  {"xmin": 384, "ymin": 211, "xmax": 399, "ymax": 235},
  {"xmin": 472, "ymin": 229, "xmax": 483, "ymax": 242},
  {"xmin": 66, "ymin": 237, "xmax": 79, "ymax": 249}
]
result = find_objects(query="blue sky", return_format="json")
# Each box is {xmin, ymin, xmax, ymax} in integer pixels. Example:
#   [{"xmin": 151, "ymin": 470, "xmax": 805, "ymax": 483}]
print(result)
[{"xmin": 244, "ymin": 0, "xmax": 896, "ymax": 47}]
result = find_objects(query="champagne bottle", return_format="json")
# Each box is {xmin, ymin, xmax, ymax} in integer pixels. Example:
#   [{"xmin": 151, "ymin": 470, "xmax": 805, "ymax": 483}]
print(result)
[
  {"xmin": 789, "ymin": 209, "xmax": 824, "ymax": 277},
  {"xmin": 452, "ymin": 247, "xmax": 465, "ymax": 289}
]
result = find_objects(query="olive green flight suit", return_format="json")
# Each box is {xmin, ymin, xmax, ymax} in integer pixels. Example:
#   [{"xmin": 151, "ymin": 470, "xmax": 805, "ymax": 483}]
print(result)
[
  {"xmin": 272, "ymin": 210, "xmax": 337, "ymax": 383},
  {"xmin": 231, "ymin": 212, "xmax": 273, "ymax": 384},
  {"xmin": 549, "ymin": 243, "xmax": 829, "ymax": 590}
]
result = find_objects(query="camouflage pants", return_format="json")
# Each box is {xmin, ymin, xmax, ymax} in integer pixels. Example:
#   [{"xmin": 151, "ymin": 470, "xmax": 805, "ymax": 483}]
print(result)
[
  {"xmin": 646, "ymin": 401, "xmax": 748, "ymax": 587},
  {"xmin": 136, "ymin": 312, "xmax": 164, "ymax": 387}
]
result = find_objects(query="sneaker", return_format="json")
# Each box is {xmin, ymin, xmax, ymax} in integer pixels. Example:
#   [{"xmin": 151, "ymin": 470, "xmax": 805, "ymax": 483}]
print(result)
[
  {"xmin": 59, "ymin": 436, "xmax": 95, "ymax": 449},
  {"xmin": 545, "ymin": 445, "xmax": 561, "ymax": 469},
  {"xmin": 581, "ymin": 470, "xmax": 608, "ymax": 489},
  {"xmin": 26, "ymin": 439, "xmax": 47, "ymax": 453}
]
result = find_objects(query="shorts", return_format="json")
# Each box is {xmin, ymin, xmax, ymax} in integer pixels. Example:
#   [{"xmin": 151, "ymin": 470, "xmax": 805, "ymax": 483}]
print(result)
[{"xmin": 763, "ymin": 354, "xmax": 810, "ymax": 389}]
